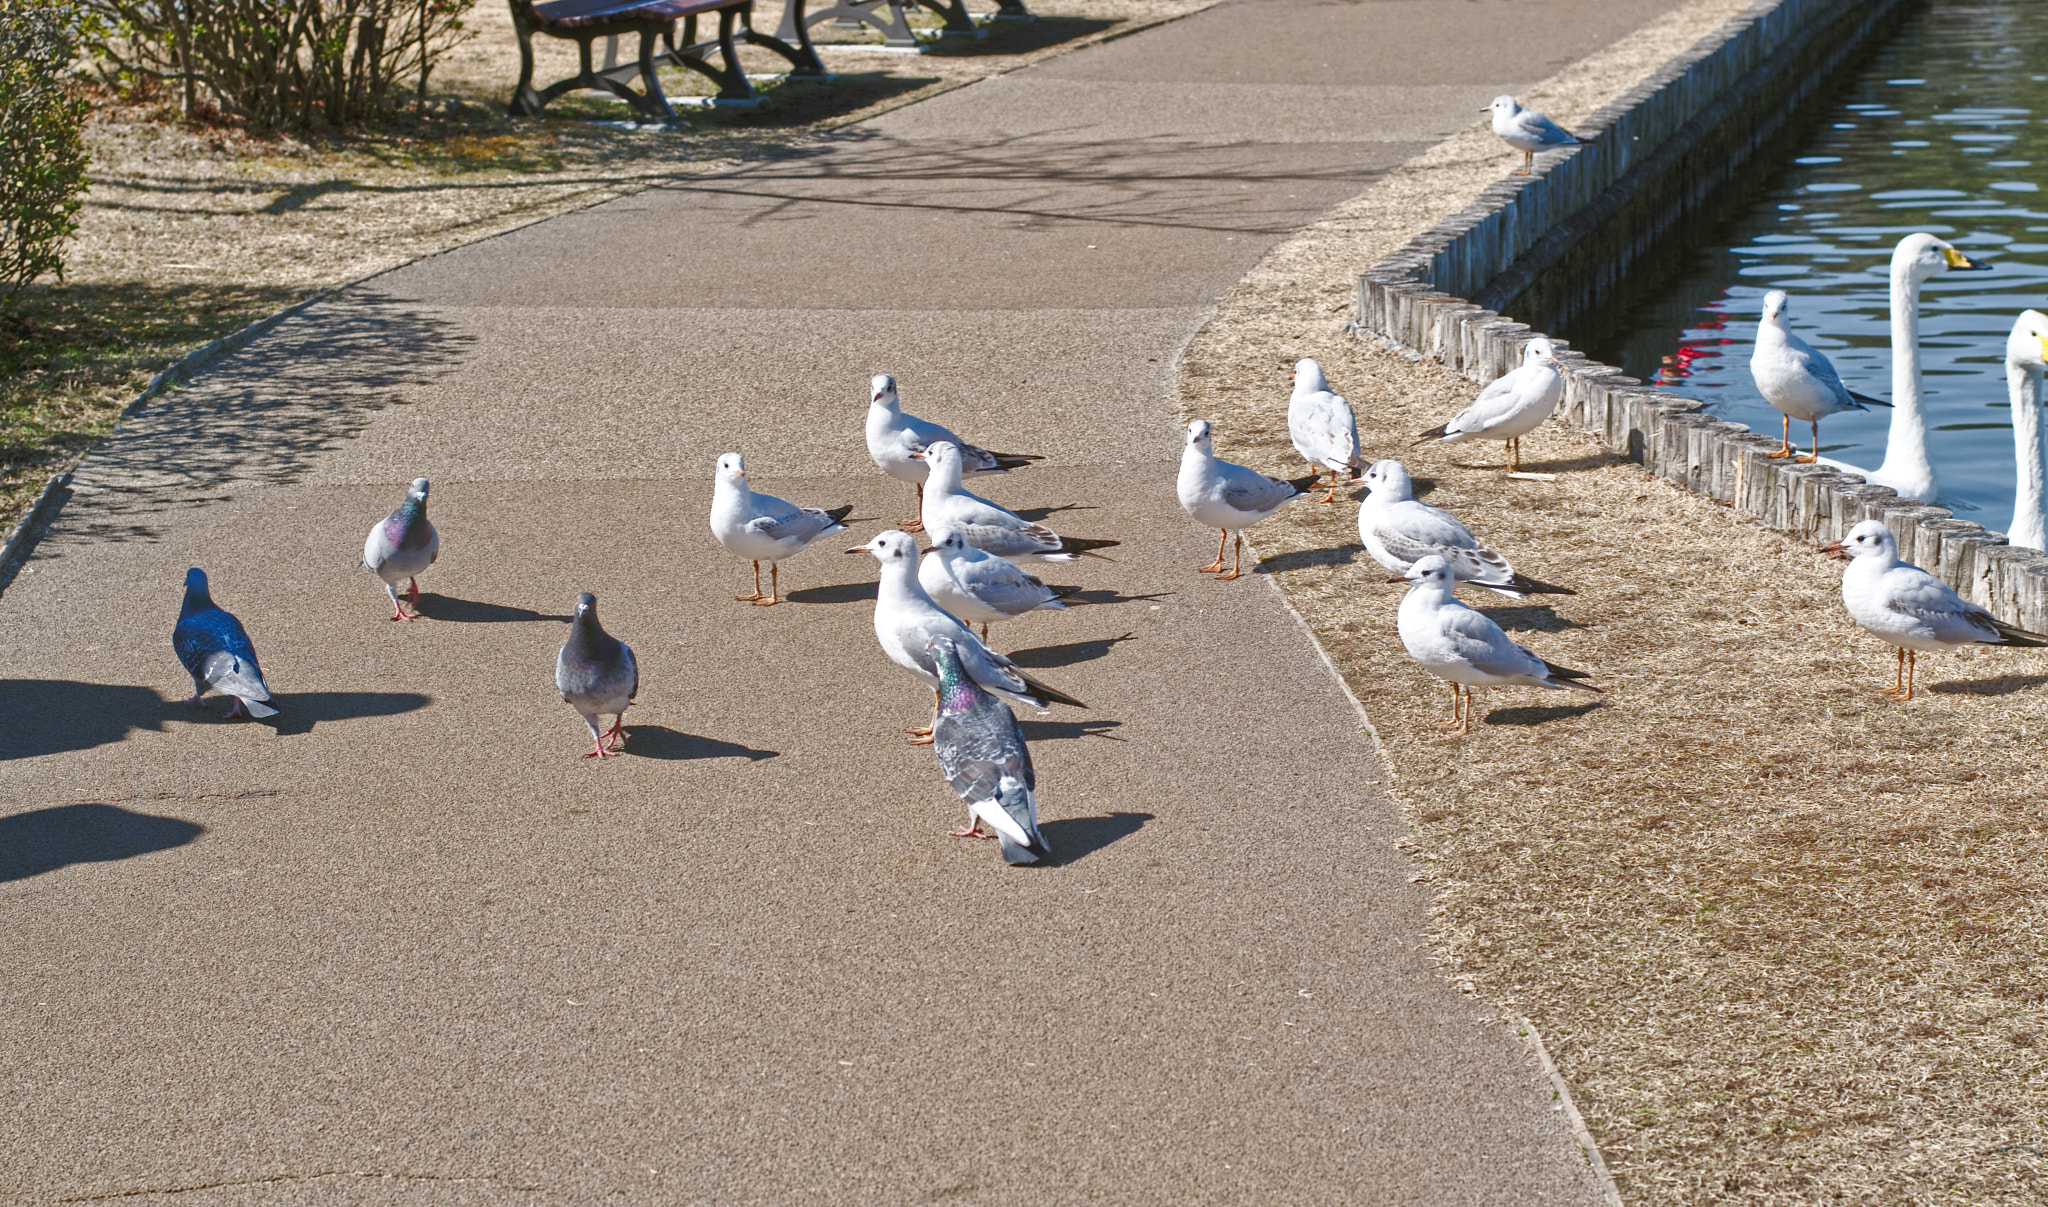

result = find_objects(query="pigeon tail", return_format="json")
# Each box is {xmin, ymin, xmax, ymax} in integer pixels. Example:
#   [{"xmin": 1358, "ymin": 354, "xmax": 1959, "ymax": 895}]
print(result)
[
  {"xmin": 991, "ymin": 777, "xmax": 1049, "ymax": 865},
  {"xmin": 200, "ymin": 650, "xmax": 272, "ymax": 704},
  {"xmin": 238, "ymin": 697, "xmax": 280, "ymax": 719},
  {"xmin": 1017, "ymin": 669, "xmax": 1086, "ymax": 710}
]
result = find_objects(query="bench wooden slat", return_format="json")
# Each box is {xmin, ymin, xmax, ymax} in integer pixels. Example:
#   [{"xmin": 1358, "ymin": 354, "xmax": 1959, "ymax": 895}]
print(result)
[{"xmin": 531, "ymin": 0, "xmax": 738, "ymax": 32}]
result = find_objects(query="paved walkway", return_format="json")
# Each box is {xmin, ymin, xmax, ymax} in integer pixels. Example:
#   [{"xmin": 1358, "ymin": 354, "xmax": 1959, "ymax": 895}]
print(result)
[{"xmin": 4, "ymin": 1, "xmax": 1688, "ymax": 1201}]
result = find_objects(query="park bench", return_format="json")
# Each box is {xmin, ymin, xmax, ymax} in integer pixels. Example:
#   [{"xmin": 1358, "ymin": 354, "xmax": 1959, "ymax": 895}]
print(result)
[
  {"xmin": 773, "ymin": 0, "xmax": 1030, "ymax": 52},
  {"xmin": 507, "ymin": 0, "xmax": 827, "ymax": 122}
]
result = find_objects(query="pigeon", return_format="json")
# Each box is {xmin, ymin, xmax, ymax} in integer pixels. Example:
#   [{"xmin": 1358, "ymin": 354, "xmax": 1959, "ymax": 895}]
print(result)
[
  {"xmin": 361, "ymin": 477, "xmax": 439, "ymax": 621},
  {"xmin": 1750, "ymin": 289, "xmax": 1886, "ymax": 463},
  {"xmin": 709, "ymin": 452, "xmax": 854, "ymax": 606},
  {"xmin": 1175, "ymin": 419, "xmax": 1318, "ymax": 580},
  {"xmin": 850, "ymin": 530, "xmax": 1085, "ymax": 742},
  {"xmin": 555, "ymin": 591, "xmax": 639, "ymax": 758},
  {"xmin": 1487, "ymin": 94, "xmax": 1578, "ymax": 175},
  {"xmin": 919, "ymin": 528, "xmax": 1074, "ymax": 640},
  {"xmin": 1822, "ymin": 519, "xmax": 2047, "ymax": 701},
  {"xmin": 866, "ymin": 373, "xmax": 1042, "ymax": 531},
  {"xmin": 173, "ymin": 567, "xmax": 278, "ymax": 719},
  {"xmin": 917, "ymin": 441, "xmax": 1119, "ymax": 564},
  {"xmin": 928, "ymin": 636, "xmax": 1051, "ymax": 864},
  {"xmin": 1415, "ymin": 337, "xmax": 1562, "ymax": 473},
  {"xmin": 1289, "ymin": 359, "xmax": 1363, "ymax": 503},
  {"xmin": 1356, "ymin": 459, "xmax": 1572, "ymax": 598},
  {"xmin": 1394, "ymin": 555, "xmax": 1599, "ymax": 735}
]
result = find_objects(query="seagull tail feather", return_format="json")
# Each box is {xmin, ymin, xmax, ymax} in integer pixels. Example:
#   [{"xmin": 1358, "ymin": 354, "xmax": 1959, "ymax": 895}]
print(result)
[
  {"xmin": 1413, "ymin": 422, "xmax": 1450, "ymax": 445},
  {"xmin": 1018, "ymin": 670, "xmax": 1087, "ymax": 710},
  {"xmin": 1058, "ymin": 536, "xmax": 1121, "ymax": 557},
  {"xmin": 1507, "ymin": 572, "xmax": 1576, "ymax": 596},
  {"xmin": 824, "ymin": 504, "xmax": 855, "ymax": 524},
  {"xmin": 1989, "ymin": 618, "xmax": 2048, "ymax": 647},
  {"xmin": 1540, "ymin": 660, "xmax": 1603, "ymax": 692},
  {"xmin": 1847, "ymin": 389, "xmax": 1892, "ymax": 409}
]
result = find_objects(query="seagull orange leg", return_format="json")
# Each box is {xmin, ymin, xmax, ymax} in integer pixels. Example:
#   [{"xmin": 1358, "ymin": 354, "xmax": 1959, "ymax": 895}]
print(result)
[
  {"xmin": 737, "ymin": 561, "xmax": 766, "ymax": 603},
  {"xmin": 1768, "ymin": 414, "xmax": 1794, "ymax": 459},
  {"xmin": 1199, "ymin": 529, "xmax": 1228, "ymax": 574},
  {"xmin": 753, "ymin": 562, "xmax": 780, "ymax": 607},
  {"xmin": 1216, "ymin": 533, "xmax": 1245, "ymax": 581},
  {"xmin": 1317, "ymin": 468, "xmax": 1338, "ymax": 505},
  {"xmin": 906, "ymin": 688, "xmax": 939, "ymax": 743},
  {"xmin": 1796, "ymin": 419, "xmax": 1821, "ymax": 464},
  {"xmin": 1877, "ymin": 646, "xmax": 1909, "ymax": 699},
  {"xmin": 901, "ymin": 484, "xmax": 926, "ymax": 533}
]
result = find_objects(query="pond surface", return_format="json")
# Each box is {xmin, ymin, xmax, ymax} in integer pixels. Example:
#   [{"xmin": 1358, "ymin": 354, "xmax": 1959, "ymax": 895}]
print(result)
[{"xmin": 1559, "ymin": 0, "xmax": 2048, "ymax": 523}]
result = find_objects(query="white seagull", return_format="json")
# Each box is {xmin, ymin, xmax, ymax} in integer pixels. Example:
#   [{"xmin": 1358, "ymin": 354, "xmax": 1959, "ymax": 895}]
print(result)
[
  {"xmin": 919, "ymin": 528, "xmax": 1074, "ymax": 640},
  {"xmin": 1487, "ymin": 95, "xmax": 1578, "ymax": 176},
  {"xmin": 708, "ymin": 452, "xmax": 853, "ymax": 606},
  {"xmin": 1821, "ymin": 518, "xmax": 2046, "ymax": 701},
  {"xmin": 1415, "ymin": 338, "xmax": 1562, "ymax": 473},
  {"xmin": 1394, "ymin": 555, "xmax": 1600, "ymax": 735},
  {"xmin": 1289, "ymin": 358, "xmax": 1363, "ymax": 503},
  {"xmin": 850, "ymin": 530, "xmax": 1086, "ymax": 742},
  {"xmin": 1749, "ymin": 289, "xmax": 1884, "ymax": 463},
  {"xmin": 1356, "ymin": 459, "xmax": 1573, "ymax": 598},
  {"xmin": 866, "ymin": 373, "xmax": 1043, "ymax": 530},
  {"xmin": 918, "ymin": 441, "xmax": 1120, "ymax": 564},
  {"xmin": 1176, "ymin": 419, "xmax": 1318, "ymax": 581}
]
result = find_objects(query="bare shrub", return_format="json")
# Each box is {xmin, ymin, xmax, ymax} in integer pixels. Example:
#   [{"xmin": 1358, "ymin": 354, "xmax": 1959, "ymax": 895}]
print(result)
[{"xmin": 0, "ymin": 0, "xmax": 92, "ymax": 299}]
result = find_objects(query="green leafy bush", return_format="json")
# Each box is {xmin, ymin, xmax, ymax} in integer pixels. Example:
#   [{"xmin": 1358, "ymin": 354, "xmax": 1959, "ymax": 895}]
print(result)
[
  {"xmin": 83, "ymin": 0, "xmax": 473, "ymax": 130},
  {"xmin": 0, "ymin": 0, "xmax": 91, "ymax": 301}
]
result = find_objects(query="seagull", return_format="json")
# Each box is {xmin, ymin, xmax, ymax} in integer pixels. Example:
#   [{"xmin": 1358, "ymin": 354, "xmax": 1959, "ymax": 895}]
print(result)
[
  {"xmin": 556, "ymin": 591, "xmax": 639, "ymax": 758},
  {"xmin": 709, "ymin": 452, "xmax": 853, "ymax": 606},
  {"xmin": 1487, "ymin": 95, "xmax": 1578, "ymax": 176},
  {"xmin": 361, "ymin": 477, "xmax": 439, "ymax": 621},
  {"xmin": 1176, "ymin": 419, "xmax": 1317, "ymax": 580},
  {"xmin": 1289, "ymin": 358, "xmax": 1363, "ymax": 503},
  {"xmin": 1394, "ymin": 555, "xmax": 1599, "ymax": 735},
  {"xmin": 928, "ymin": 636, "xmax": 1051, "ymax": 864},
  {"xmin": 1750, "ymin": 289, "xmax": 1886, "ymax": 463},
  {"xmin": 1357, "ymin": 459, "xmax": 1573, "ymax": 598},
  {"xmin": 850, "ymin": 530, "xmax": 1085, "ymax": 743},
  {"xmin": 1415, "ymin": 338, "xmax": 1562, "ymax": 473},
  {"xmin": 919, "ymin": 528, "xmax": 1074, "ymax": 640},
  {"xmin": 173, "ymin": 568, "xmax": 278, "ymax": 719},
  {"xmin": 866, "ymin": 373, "xmax": 1043, "ymax": 531},
  {"xmin": 917, "ymin": 441, "xmax": 1120, "ymax": 564},
  {"xmin": 1822, "ymin": 519, "xmax": 2047, "ymax": 701}
]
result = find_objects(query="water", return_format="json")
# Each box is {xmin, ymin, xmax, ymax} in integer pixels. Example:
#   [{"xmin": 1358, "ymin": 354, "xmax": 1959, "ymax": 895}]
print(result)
[{"xmin": 1560, "ymin": 0, "xmax": 2048, "ymax": 521}]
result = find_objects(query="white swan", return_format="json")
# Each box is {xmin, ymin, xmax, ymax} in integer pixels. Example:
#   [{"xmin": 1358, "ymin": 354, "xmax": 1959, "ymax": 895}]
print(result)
[
  {"xmin": 1823, "ymin": 233, "xmax": 1990, "ymax": 502},
  {"xmin": 2005, "ymin": 310, "xmax": 2048, "ymax": 551}
]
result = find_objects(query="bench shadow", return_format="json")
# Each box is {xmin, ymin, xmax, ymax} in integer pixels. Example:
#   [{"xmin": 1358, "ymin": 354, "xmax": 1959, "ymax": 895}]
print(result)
[
  {"xmin": 1475, "ymin": 603, "xmax": 1588, "ymax": 632},
  {"xmin": 1481, "ymin": 701, "xmax": 1605, "ymax": 727},
  {"xmin": 1929, "ymin": 674, "xmax": 2048, "ymax": 697},
  {"xmin": 784, "ymin": 580, "xmax": 878, "ymax": 605},
  {"xmin": 921, "ymin": 15, "xmax": 1115, "ymax": 57},
  {"xmin": 625, "ymin": 725, "xmax": 779, "ymax": 761},
  {"xmin": 1007, "ymin": 631, "xmax": 1135, "ymax": 668},
  {"xmin": 1257, "ymin": 544, "xmax": 1362, "ymax": 574},
  {"xmin": 1040, "ymin": 810, "xmax": 1151, "ymax": 866},
  {"xmin": 715, "ymin": 70, "xmax": 937, "ymax": 128},
  {"xmin": 412, "ymin": 593, "xmax": 572, "ymax": 623},
  {"xmin": 1018, "ymin": 718, "xmax": 1122, "ymax": 742},
  {"xmin": 0, "ymin": 803, "xmax": 205, "ymax": 883}
]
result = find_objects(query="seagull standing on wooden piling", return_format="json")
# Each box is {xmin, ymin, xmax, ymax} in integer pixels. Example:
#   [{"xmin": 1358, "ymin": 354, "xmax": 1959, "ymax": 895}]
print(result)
[
  {"xmin": 865, "ymin": 373, "xmax": 1042, "ymax": 531},
  {"xmin": 1356, "ymin": 459, "xmax": 1573, "ymax": 598},
  {"xmin": 1822, "ymin": 519, "xmax": 2047, "ymax": 701},
  {"xmin": 708, "ymin": 452, "xmax": 853, "ymax": 606},
  {"xmin": 1749, "ymin": 289, "xmax": 1884, "ymax": 464},
  {"xmin": 1487, "ymin": 95, "xmax": 1578, "ymax": 176},
  {"xmin": 1393, "ymin": 556, "xmax": 1599, "ymax": 736},
  {"xmin": 1289, "ymin": 358, "xmax": 1363, "ymax": 503},
  {"xmin": 1176, "ymin": 419, "xmax": 1318, "ymax": 581},
  {"xmin": 1414, "ymin": 338, "xmax": 1562, "ymax": 473}
]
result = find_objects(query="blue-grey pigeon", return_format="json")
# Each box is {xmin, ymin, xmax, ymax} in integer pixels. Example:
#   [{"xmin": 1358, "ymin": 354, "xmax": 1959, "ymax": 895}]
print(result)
[
  {"xmin": 555, "ymin": 591, "xmax": 638, "ymax": 758},
  {"xmin": 362, "ymin": 477, "xmax": 439, "ymax": 621},
  {"xmin": 173, "ymin": 568, "xmax": 278, "ymax": 719},
  {"xmin": 929, "ymin": 636, "xmax": 1049, "ymax": 865}
]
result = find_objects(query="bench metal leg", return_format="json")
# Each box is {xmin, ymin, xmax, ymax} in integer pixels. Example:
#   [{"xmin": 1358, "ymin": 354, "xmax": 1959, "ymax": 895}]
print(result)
[
  {"xmin": 912, "ymin": 0, "xmax": 976, "ymax": 34},
  {"xmin": 745, "ymin": 0, "xmax": 827, "ymax": 76},
  {"xmin": 776, "ymin": 0, "xmax": 922, "ymax": 49}
]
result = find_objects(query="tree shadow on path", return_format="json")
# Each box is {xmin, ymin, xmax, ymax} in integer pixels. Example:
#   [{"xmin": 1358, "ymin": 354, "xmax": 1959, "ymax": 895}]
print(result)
[{"xmin": 0, "ymin": 803, "xmax": 204, "ymax": 882}]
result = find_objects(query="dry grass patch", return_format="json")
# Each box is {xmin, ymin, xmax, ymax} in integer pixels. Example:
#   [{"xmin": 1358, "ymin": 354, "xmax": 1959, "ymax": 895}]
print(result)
[{"xmin": 1175, "ymin": 0, "xmax": 2048, "ymax": 1199}]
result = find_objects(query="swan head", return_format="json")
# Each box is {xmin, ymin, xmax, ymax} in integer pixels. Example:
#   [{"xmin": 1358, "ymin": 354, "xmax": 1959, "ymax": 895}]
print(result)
[
  {"xmin": 1485, "ymin": 95, "xmax": 1519, "ymax": 117},
  {"xmin": 1361, "ymin": 459, "xmax": 1414, "ymax": 501},
  {"xmin": 1892, "ymin": 233, "xmax": 1990, "ymax": 285},
  {"xmin": 1185, "ymin": 418, "xmax": 1214, "ymax": 451},
  {"xmin": 2009, "ymin": 310, "xmax": 2048, "ymax": 372},
  {"xmin": 1821, "ymin": 519, "xmax": 1899, "ymax": 561},
  {"xmin": 1522, "ymin": 337, "xmax": 1558, "ymax": 366}
]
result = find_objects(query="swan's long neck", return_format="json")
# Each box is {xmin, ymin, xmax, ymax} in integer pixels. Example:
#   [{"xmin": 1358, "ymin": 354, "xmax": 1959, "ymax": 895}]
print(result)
[
  {"xmin": 1879, "ymin": 266, "xmax": 1937, "ymax": 497},
  {"xmin": 2010, "ymin": 360, "xmax": 2047, "ymax": 551}
]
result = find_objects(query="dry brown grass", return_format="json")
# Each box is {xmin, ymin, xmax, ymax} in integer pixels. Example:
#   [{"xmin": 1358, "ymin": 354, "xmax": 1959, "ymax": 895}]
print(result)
[{"xmin": 1178, "ymin": 0, "xmax": 2048, "ymax": 1200}]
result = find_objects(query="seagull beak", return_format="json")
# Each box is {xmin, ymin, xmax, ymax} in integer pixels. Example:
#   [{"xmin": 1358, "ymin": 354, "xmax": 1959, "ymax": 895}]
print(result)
[
  {"xmin": 1820, "ymin": 540, "xmax": 1849, "ymax": 556},
  {"xmin": 845, "ymin": 545, "xmax": 867, "ymax": 554},
  {"xmin": 910, "ymin": 450, "xmax": 926, "ymax": 461},
  {"xmin": 1387, "ymin": 574, "xmax": 1411, "ymax": 584}
]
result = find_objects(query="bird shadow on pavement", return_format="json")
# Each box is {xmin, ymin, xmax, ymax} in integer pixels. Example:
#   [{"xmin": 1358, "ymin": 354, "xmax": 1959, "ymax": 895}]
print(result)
[
  {"xmin": 1040, "ymin": 811, "xmax": 1151, "ymax": 865},
  {"xmin": 1482, "ymin": 701, "xmax": 1604, "ymax": 727},
  {"xmin": 625, "ymin": 726, "xmax": 779, "ymax": 761},
  {"xmin": 1477, "ymin": 603, "xmax": 1588, "ymax": 632},
  {"xmin": 1257, "ymin": 544, "xmax": 1363, "ymax": 573},
  {"xmin": 1929, "ymin": 673, "xmax": 2048, "ymax": 697},
  {"xmin": 0, "ymin": 681, "xmax": 430, "ymax": 757},
  {"xmin": 785, "ymin": 580, "xmax": 878, "ymax": 605},
  {"xmin": 412, "ymin": 594, "xmax": 572, "ymax": 623},
  {"xmin": 1019, "ymin": 718, "xmax": 1123, "ymax": 742},
  {"xmin": 1008, "ymin": 632, "xmax": 1136, "ymax": 668},
  {"xmin": 0, "ymin": 803, "xmax": 205, "ymax": 882}
]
